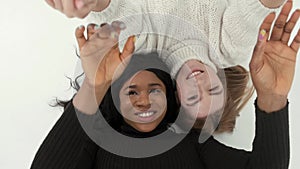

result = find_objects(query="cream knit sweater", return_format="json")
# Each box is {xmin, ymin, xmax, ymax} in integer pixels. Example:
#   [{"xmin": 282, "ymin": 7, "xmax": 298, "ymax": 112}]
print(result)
[{"xmin": 87, "ymin": 0, "xmax": 281, "ymax": 77}]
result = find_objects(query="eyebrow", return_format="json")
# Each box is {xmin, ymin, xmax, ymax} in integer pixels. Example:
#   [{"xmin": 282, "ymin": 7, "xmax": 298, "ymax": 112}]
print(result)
[{"xmin": 123, "ymin": 83, "xmax": 163, "ymax": 90}]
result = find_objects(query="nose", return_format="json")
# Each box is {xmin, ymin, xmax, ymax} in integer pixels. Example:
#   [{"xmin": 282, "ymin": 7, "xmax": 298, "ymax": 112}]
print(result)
[
  {"xmin": 187, "ymin": 79, "xmax": 210, "ymax": 103},
  {"xmin": 135, "ymin": 92, "xmax": 151, "ymax": 109}
]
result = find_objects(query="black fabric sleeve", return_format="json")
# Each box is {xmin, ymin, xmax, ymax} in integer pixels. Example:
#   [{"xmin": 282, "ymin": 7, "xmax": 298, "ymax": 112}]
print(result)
[
  {"xmin": 248, "ymin": 100, "xmax": 290, "ymax": 169},
  {"xmin": 198, "ymin": 99, "xmax": 290, "ymax": 169},
  {"xmin": 30, "ymin": 101, "xmax": 99, "ymax": 169}
]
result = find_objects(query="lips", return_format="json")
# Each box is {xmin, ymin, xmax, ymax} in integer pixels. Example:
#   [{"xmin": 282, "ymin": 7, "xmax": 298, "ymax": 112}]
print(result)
[
  {"xmin": 134, "ymin": 111, "xmax": 158, "ymax": 123},
  {"xmin": 187, "ymin": 70, "xmax": 204, "ymax": 79},
  {"xmin": 134, "ymin": 111, "xmax": 156, "ymax": 117}
]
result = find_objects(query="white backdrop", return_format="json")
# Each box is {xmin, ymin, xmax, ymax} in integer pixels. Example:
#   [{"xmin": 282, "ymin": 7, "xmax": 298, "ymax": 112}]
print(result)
[{"xmin": 0, "ymin": 1, "xmax": 299, "ymax": 168}]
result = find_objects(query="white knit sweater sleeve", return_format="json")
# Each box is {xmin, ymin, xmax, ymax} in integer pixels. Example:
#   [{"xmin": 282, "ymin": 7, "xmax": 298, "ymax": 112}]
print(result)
[
  {"xmin": 87, "ymin": 0, "xmax": 145, "ymax": 23},
  {"xmin": 219, "ymin": 0, "xmax": 283, "ymax": 68}
]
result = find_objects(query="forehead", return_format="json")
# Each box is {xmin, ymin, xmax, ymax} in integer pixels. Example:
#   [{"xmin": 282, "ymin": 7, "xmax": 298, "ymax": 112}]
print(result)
[{"xmin": 122, "ymin": 70, "xmax": 164, "ymax": 87}]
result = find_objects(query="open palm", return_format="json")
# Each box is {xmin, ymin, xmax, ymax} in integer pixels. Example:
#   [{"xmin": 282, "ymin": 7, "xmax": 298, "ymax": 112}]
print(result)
[{"xmin": 250, "ymin": 3, "xmax": 300, "ymax": 98}]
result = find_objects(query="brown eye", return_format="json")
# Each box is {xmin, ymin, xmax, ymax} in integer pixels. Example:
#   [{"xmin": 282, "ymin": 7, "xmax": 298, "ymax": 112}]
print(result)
[{"xmin": 126, "ymin": 91, "xmax": 138, "ymax": 96}]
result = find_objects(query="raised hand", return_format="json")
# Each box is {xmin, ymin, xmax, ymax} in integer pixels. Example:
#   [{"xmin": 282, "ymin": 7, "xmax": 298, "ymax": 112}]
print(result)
[
  {"xmin": 45, "ymin": 0, "xmax": 110, "ymax": 18},
  {"xmin": 75, "ymin": 21, "xmax": 135, "ymax": 88},
  {"xmin": 73, "ymin": 22, "xmax": 135, "ymax": 114},
  {"xmin": 249, "ymin": 1, "xmax": 300, "ymax": 112}
]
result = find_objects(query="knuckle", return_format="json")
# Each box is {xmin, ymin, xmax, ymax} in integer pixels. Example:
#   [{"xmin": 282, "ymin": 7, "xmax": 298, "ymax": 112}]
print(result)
[
  {"xmin": 284, "ymin": 24, "xmax": 294, "ymax": 33},
  {"xmin": 275, "ymin": 21, "xmax": 285, "ymax": 29},
  {"xmin": 284, "ymin": 28, "xmax": 292, "ymax": 33},
  {"xmin": 272, "ymin": 34, "xmax": 281, "ymax": 40}
]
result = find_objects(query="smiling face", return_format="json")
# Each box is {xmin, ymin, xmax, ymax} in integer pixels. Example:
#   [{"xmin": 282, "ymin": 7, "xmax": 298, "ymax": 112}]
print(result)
[
  {"xmin": 119, "ymin": 70, "xmax": 167, "ymax": 132},
  {"xmin": 176, "ymin": 60, "xmax": 225, "ymax": 124}
]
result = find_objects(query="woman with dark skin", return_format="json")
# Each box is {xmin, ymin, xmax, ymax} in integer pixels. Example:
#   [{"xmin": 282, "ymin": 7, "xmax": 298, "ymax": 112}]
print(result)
[
  {"xmin": 31, "ymin": 7, "xmax": 299, "ymax": 168},
  {"xmin": 43, "ymin": 0, "xmax": 299, "ymax": 134}
]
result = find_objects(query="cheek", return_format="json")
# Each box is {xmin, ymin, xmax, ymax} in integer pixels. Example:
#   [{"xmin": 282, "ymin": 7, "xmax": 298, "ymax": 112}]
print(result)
[
  {"xmin": 181, "ymin": 101, "xmax": 200, "ymax": 116},
  {"xmin": 150, "ymin": 93, "xmax": 167, "ymax": 110},
  {"xmin": 177, "ymin": 82, "xmax": 198, "ymax": 101},
  {"xmin": 119, "ymin": 95, "xmax": 134, "ymax": 114},
  {"xmin": 210, "ymin": 94, "xmax": 225, "ymax": 114}
]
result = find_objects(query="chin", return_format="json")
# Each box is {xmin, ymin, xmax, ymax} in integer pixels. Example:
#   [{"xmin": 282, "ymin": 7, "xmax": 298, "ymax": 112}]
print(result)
[
  {"xmin": 196, "ymin": 111, "xmax": 209, "ymax": 119},
  {"xmin": 134, "ymin": 124, "xmax": 157, "ymax": 133}
]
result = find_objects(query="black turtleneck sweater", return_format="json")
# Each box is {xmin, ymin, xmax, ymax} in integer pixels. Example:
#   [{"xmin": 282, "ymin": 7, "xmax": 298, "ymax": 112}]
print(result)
[{"xmin": 31, "ymin": 100, "xmax": 289, "ymax": 169}]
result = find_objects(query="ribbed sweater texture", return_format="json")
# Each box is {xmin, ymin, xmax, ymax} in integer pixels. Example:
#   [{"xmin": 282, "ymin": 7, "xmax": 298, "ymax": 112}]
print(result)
[{"xmin": 31, "ymin": 100, "xmax": 289, "ymax": 169}]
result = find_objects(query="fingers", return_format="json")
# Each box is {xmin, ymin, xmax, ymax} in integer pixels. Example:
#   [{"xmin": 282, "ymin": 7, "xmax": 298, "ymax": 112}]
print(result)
[
  {"xmin": 120, "ymin": 36, "xmax": 136, "ymax": 62},
  {"xmin": 259, "ymin": 13, "xmax": 276, "ymax": 37},
  {"xmin": 73, "ymin": 0, "xmax": 95, "ymax": 18},
  {"xmin": 251, "ymin": 13, "xmax": 276, "ymax": 72},
  {"xmin": 47, "ymin": 0, "xmax": 95, "ymax": 18},
  {"xmin": 94, "ymin": 23, "xmax": 120, "ymax": 40},
  {"xmin": 270, "ymin": 0, "xmax": 293, "ymax": 41},
  {"xmin": 87, "ymin": 23, "xmax": 97, "ymax": 39},
  {"xmin": 291, "ymin": 28, "xmax": 300, "ymax": 53},
  {"xmin": 90, "ymin": 21, "xmax": 125, "ymax": 40},
  {"xmin": 45, "ymin": 0, "xmax": 55, "ymax": 8},
  {"xmin": 77, "ymin": 22, "xmax": 128, "ymax": 57},
  {"xmin": 86, "ymin": 22, "xmax": 122, "ymax": 41},
  {"xmin": 53, "ymin": 0, "xmax": 64, "ymax": 12},
  {"xmin": 75, "ymin": 25, "xmax": 86, "ymax": 49},
  {"xmin": 250, "ymin": 30, "xmax": 268, "ymax": 73},
  {"xmin": 62, "ymin": 0, "xmax": 76, "ymax": 17},
  {"xmin": 75, "ymin": 0, "xmax": 85, "ymax": 9},
  {"xmin": 97, "ymin": 24, "xmax": 114, "ymax": 39},
  {"xmin": 281, "ymin": 9, "xmax": 300, "ymax": 44},
  {"xmin": 111, "ymin": 21, "xmax": 126, "ymax": 35}
]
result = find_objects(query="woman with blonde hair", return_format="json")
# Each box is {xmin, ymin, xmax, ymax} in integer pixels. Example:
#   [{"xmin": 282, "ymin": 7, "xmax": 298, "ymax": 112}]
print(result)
[
  {"xmin": 44, "ymin": 0, "xmax": 298, "ymax": 133},
  {"xmin": 31, "ymin": 6, "xmax": 299, "ymax": 168}
]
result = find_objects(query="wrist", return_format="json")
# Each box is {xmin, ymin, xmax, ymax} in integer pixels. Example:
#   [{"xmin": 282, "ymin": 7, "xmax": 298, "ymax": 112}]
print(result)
[
  {"xmin": 257, "ymin": 93, "xmax": 287, "ymax": 113},
  {"xmin": 84, "ymin": 78, "xmax": 111, "ymax": 92},
  {"xmin": 73, "ymin": 78, "xmax": 110, "ymax": 115}
]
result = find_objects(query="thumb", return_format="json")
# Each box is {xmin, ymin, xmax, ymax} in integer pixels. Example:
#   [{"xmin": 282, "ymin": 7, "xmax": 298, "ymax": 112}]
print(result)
[
  {"xmin": 250, "ymin": 29, "xmax": 267, "ymax": 73},
  {"xmin": 120, "ymin": 36, "xmax": 136, "ymax": 62}
]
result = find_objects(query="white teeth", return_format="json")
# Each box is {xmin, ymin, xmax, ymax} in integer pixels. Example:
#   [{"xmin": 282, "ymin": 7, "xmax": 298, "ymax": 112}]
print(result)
[
  {"xmin": 188, "ymin": 71, "xmax": 201, "ymax": 79},
  {"xmin": 137, "ymin": 111, "xmax": 154, "ymax": 118}
]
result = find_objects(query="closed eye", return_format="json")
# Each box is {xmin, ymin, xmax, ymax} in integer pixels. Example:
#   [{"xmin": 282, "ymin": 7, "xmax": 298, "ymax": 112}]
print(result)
[
  {"xmin": 188, "ymin": 95, "xmax": 198, "ymax": 101},
  {"xmin": 209, "ymin": 86, "xmax": 223, "ymax": 95},
  {"xmin": 186, "ymin": 95, "xmax": 200, "ymax": 106}
]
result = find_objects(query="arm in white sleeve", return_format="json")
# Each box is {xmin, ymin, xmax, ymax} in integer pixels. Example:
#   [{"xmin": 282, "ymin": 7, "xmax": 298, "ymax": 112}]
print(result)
[{"xmin": 220, "ymin": 0, "xmax": 284, "ymax": 67}]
